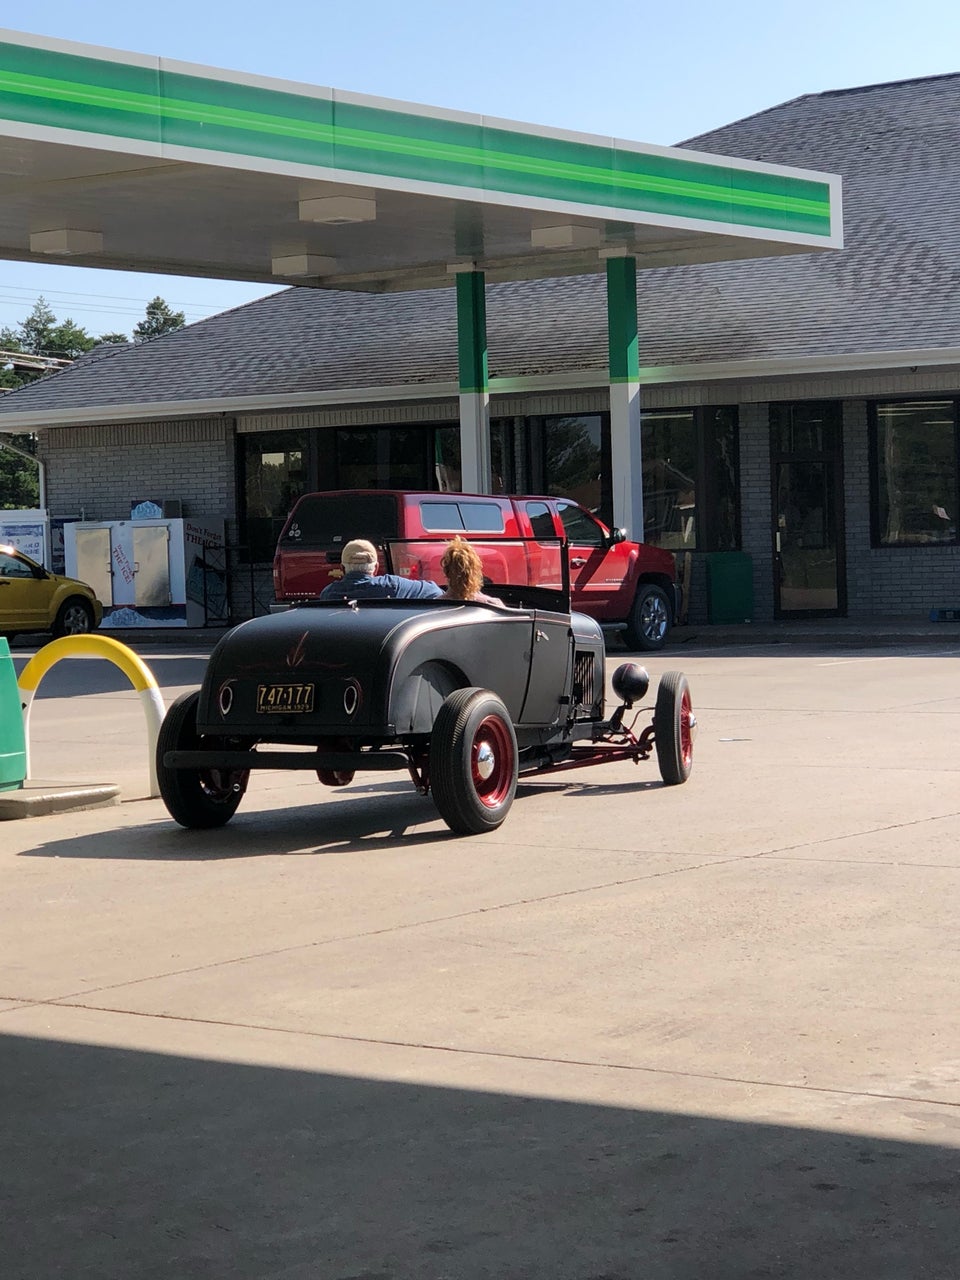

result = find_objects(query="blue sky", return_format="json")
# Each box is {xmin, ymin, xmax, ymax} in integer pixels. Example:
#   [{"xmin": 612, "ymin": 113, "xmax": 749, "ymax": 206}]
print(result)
[{"xmin": 2, "ymin": 0, "xmax": 959, "ymax": 337}]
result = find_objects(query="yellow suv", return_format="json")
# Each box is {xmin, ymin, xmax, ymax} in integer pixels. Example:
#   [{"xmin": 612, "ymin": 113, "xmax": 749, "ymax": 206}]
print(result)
[{"xmin": 0, "ymin": 544, "xmax": 103, "ymax": 641}]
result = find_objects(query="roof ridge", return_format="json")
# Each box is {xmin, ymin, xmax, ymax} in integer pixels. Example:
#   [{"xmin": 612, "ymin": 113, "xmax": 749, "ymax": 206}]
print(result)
[
  {"xmin": 678, "ymin": 93, "xmax": 813, "ymax": 145},
  {"xmin": 681, "ymin": 71, "xmax": 960, "ymax": 147},
  {"xmin": 818, "ymin": 70, "xmax": 960, "ymax": 97}
]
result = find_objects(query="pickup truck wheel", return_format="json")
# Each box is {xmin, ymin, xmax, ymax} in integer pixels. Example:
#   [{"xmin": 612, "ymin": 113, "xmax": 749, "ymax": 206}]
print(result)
[
  {"xmin": 654, "ymin": 671, "xmax": 695, "ymax": 785},
  {"xmin": 624, "ymin": 584, "xmax": 672, "ymax": 651},
  {"xmin": 157, "ymin": 689, "xmax": 249, "ymax": 828},
  {"xmin": 430, "ymin": 687, "xmax": 518, "ymax": 834},
  {"xmin": 52, "ymin": 597, "xmax": 95, "ymax": 638}
]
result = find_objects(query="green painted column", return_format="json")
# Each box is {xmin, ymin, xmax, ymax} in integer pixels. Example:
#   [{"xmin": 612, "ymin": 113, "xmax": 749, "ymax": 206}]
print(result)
[
  {"xmin": 605, "ymin": 252, "xmax": 644, "ymax": 539},
  {"xmin": 454, "ymin": 267, "xmax": 491, "ymax": 493}
]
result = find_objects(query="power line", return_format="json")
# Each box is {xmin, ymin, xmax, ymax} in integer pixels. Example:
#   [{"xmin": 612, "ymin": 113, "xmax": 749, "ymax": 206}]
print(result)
[
  {"xmin": 0, "ymin": 280, "xmax": 274, "ymax": 314},
  {"xmin": 0, "ymin": 294, "xmax": 217, "ymax": 321},
  {"xmin": 0, "ymin": 298, "xmax": 209, "ymax": 323}
]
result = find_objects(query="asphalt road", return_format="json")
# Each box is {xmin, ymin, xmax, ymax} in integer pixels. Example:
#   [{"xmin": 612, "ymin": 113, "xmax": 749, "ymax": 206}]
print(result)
[{"xmin": 3, "ymin": 639, "xmax": 960, "ymax": 1278}]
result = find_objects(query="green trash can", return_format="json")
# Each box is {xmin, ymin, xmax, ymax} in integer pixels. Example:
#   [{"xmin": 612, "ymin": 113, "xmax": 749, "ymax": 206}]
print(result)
[
  {"xmin": 705, "ymin": 551, "xmax": 753, "ymax": 624},
  {"xmin": 0, "ymin": 636, "xmax": 27, "ymax": 791}
]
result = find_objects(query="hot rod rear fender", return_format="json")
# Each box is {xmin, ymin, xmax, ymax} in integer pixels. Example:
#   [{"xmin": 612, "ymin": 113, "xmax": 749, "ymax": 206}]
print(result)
[{"xmin": 388, "ymin": 610, "xmax": 533, "ymax": 733}]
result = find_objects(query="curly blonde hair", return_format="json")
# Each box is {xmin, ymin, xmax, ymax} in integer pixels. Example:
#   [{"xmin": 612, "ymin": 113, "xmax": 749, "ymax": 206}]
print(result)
[{"xmin": 440, "ymin": 537, "xmax": 485, "ymax": 599}]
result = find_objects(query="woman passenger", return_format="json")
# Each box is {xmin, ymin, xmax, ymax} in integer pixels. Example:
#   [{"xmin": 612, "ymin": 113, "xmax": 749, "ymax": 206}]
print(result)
[{"xmin": 438, "ymin": 537, "xmax": 503, "ymax": 604}]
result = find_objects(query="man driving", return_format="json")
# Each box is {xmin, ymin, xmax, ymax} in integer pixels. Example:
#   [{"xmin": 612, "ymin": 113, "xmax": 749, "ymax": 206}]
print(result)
[{"xmin": 318, "ymin": 539, "xmax": 443, "ymax": 601}]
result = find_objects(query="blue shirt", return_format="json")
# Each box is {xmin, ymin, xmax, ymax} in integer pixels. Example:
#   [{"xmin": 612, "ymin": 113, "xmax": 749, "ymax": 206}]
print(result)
[{"xmin": 319, "ymin": 571, "xmax": 443, "ymax": 601}]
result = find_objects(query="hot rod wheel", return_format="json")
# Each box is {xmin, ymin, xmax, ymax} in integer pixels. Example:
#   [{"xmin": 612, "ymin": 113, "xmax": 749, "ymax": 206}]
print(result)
[
  {"xmin": 654, "ymin": 671, "xmax": 695, "ymax": 785},
  {"xmin": 156, "ymin": 689, "xmax": 249, "ymax": 828},
  {"xmin": 430, "ymin": 687, "xmax": 518, "ymax": 834}
]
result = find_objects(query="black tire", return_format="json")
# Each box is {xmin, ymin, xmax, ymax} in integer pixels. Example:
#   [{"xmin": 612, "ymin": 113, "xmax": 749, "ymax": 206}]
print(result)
[
  {"xmin": 624, "ymin": 583, "xmax": 672, "ymax": 651},
  {"xmin": 52, "ymin": 596, "xmax": 95, "ymax": 638},
  {"xmin": 156, "ymin": 689, "xmax": 248, "ymax": 828},
  {"xmin": 654, "ymin": 671, "xmax": 695, "ymax": 785},
  {"xmin": 430, "ymin": 687, "xmax": 518, "ymax": 834},
  {"xmin": 316, "ymin": 740, "xmax": 355, "ymax": 787}
]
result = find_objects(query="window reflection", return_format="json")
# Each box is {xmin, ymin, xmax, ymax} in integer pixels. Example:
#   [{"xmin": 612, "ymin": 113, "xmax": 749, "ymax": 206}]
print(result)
[
  {"xmin": 640, "ymin": 407, "xmax": 739, "ymax": 551},
  {"xmin": 641, "ymin": 411, "xmax": 697, "ymax": 548},
  {"xmin": 543, "ymin": 415, "xmax": 607, "ymax": 517},
  {"xmin": 242, "ymin": 431, "xmax": 308, "ymax": 561},
  {"xmin": 872, "ymin": 401, "xmax": 958, "ymax": 545}
]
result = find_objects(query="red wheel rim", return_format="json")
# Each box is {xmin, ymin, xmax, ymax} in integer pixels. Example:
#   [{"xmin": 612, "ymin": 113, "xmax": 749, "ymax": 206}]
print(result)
[
  {"xmin": 471, "ymin": 715, "xmax": 514, "ymax": 808},
  {"xmin": 679, "ymin": 689, "xmax": 693, "ymax": 769}
]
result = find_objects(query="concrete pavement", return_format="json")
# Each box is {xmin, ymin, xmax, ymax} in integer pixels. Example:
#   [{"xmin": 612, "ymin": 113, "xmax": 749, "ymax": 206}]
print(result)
[{"xmin": 2, "ymin": 642, "xmax": 960, "ymax": 1276}]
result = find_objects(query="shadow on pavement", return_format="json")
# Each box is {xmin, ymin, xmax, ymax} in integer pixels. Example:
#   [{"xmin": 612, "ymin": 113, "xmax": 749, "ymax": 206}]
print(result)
[
  {"xmin": 19, "ymin": 775, "xmax": 665, "ymax": 862},
  {"xmin": 11, "ymin": 652, "xmax": 209, "ymax": 698},
  {"xmin": 19, "ymin": 787, "xmax": 457, "ymax": 861},
  {"xmin": 2, "ymin": 1030, "xmax": 957, "ymax": 1278}
]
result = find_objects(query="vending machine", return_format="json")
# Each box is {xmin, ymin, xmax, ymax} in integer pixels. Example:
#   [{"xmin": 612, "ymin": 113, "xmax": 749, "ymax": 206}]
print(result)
[{"xmin": 64, "ymin": 517, "xmax": 226, "ymax": 627}]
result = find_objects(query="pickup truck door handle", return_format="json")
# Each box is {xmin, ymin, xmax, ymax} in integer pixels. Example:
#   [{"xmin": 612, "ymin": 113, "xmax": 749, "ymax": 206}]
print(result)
[{"xmin": 570, "ymin": 557, "xmax": 587, "ymax": 567}]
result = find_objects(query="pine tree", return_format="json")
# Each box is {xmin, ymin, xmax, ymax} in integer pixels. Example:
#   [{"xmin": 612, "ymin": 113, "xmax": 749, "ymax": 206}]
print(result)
[{"xmin": 133, "ymin": 296, "xmax": 186, "ymax": 343}]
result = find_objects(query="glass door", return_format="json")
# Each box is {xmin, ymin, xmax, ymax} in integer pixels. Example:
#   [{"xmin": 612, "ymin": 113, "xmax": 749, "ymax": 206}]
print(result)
[{"xmin": 771, "ymin": 403, "xmax": 845, "ymax": 616}]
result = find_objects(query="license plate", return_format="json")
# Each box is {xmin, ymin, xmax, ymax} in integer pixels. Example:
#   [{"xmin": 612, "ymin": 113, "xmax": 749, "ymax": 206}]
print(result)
[{"xmin": 256, "ymin": 683, "xmax": 315, "ymax": 713}]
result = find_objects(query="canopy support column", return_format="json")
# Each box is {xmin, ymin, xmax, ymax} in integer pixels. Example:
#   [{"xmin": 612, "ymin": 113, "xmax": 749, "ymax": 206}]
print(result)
[
  {"xmin": 454, "ymin": 267, "xmax": 491, "ymax": 493},
  {"xmin": 605, "ymin": 252, "xmax": 644, "ymax": 539}
]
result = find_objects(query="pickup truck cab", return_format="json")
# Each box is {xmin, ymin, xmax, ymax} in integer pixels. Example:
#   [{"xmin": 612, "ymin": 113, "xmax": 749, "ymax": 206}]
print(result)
[{"xmin": 273, "ymin": 490, "xmax": 680, "ymax": 649}]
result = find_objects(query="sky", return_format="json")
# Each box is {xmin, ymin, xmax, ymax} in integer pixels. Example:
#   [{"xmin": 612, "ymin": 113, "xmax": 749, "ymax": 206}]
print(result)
[{"xmin": 2, "ymin": 0, "xmax": 959, "ymax": 338}]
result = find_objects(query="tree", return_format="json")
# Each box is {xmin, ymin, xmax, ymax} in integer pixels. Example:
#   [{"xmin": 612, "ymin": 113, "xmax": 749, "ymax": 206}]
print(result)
[
  {"xmin": 98, "ymin": 332, "xmax": 130, "ymax": 346},
  {"xmin": 0, "ymin": 434, "xmax": 39, "ymax": 509},
  {"xmin": 0, "ymin": 293, "xmax": 175, "ymax": 506},
  {"xmin": 48, "ymin": 317, "xmax": 97, "ymax": 360},
  {"xmin": 18, "ymin": 296, "xmax": 56, "ymax": 354},
  {"xmin": 133, "ymin": 296, "xmax": 186, "ymax": 343},
  {"xmin": 0, "ymin": 297, "xmax": 97, "ymax": 508}
]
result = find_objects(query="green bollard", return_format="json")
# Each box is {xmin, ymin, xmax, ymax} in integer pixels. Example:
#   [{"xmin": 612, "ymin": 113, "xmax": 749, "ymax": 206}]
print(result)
[{"xmin": 0, "ymin": 637, "xmax": 27, "ymax": 791}]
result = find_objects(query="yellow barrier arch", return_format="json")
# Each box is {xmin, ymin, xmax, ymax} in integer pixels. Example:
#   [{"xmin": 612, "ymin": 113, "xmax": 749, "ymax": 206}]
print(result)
[{"xmin": 17, "ymin": 635, "xmax": 166, "ymax": 798}]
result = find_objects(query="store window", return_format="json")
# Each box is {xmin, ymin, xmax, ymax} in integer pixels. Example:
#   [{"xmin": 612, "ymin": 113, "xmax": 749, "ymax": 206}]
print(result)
[
  {"xmin": 541, "ymin": 415, "xmax": 609, "ymax": 520},
  {"xmin": 641, "ymin": 406, "xmax": 739, "ymax": 551},
  {"xmin": 870, "ymin": 400, "xmax": 960, "ymax": 546},
  {"xmin": 336, "ymin": 428, "xmax": 429, "ymax": 490},
  {"xmin": 240, "ymin": 431, "xmax": 309, "ymax": 562},
  {"xmin": 434, "ymin": 420, "xmax": 514, "ymax": 493}
]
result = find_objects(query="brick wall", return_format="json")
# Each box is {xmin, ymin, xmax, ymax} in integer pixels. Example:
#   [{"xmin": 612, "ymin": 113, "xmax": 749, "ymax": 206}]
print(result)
[{"xmin": 41, "ymin": 418, "xmax": 234, "ymax": 522}]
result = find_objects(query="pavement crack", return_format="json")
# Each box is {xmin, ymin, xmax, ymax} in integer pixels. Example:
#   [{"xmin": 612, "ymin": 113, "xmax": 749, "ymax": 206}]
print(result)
[
  {"xmin": 24, "ymin": 854, "xmax": 757, "ymax": 1004},
  {"xmin": 25, "ymin": 998, "xmax": 960, "ymax": 1114},
  {"xmin": 755, "ymin": 809, "xmax": 960, "ymax": 859}
]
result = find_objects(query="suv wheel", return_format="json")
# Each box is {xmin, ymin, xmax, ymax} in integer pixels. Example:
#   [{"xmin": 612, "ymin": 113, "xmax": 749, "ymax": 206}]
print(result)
[
  {"xmin": 53, "ymin": 597, "xmax": 95, "ymax": 638},
  {"xmin": 624, "ymin": 584, "xmax": 671, "ymax": 651}
]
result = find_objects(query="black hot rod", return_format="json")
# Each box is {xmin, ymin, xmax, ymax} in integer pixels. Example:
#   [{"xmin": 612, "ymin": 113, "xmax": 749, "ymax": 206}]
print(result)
[{"xmin": 157, "ymin": 542, "xmax": 695, "ymax": 835}]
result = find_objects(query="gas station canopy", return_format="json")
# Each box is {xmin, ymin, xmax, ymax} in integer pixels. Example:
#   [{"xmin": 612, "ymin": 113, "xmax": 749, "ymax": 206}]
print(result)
[{"xmin": 0, "ymin": 29, "xmax": 842, "ymax": 294}]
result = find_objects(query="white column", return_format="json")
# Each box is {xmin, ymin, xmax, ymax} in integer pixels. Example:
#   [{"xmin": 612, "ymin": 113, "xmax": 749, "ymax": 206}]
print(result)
[
  {"xmin": 605, "ymin": 251, "xmax": 644, "ymax": 539},
  {"xmin": 452, "ymin": 265, "xmax": 491, "ymax": 493}
]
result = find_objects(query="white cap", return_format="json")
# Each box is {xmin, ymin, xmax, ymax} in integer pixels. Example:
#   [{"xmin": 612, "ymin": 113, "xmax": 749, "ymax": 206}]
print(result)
[{"xmin": 341, "ymin": 539, "xmax": 378, "ymax": 570}]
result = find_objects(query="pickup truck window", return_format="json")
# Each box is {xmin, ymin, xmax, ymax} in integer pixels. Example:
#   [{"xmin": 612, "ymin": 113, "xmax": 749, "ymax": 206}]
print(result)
[
  {"xmin": 283, "ymin": 494, "xmax": 398, "ymax": 546},
  {"xmin": 460, "ymin": 503, "xmax": 506, "ymax": 532},
  {"xmin": 420, "ymin": 501, "xmax": 505, "ymax": 533},
  {"xmin": 524, "ymin": 502, "xmax": 555, "ymax": 538},
  {"xmin": 556, "ymin": 501, "xmax": 604, "ymax": 547}
]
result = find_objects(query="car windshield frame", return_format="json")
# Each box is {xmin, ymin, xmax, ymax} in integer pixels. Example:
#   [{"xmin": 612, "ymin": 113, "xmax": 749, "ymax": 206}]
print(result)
[{"xmin": 381, "ymin": 536, "xmax": 571, "ymax": 612}]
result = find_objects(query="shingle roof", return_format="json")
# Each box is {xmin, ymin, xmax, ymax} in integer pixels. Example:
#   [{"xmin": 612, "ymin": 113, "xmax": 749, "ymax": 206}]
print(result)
[{"xmin": 3, "ymin": 72, "xmax": 959, "ymax": 421}]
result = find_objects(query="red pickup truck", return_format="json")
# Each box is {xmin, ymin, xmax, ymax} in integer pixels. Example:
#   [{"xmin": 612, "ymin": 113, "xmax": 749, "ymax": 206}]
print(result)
[{"xmin": 272, "ymin": 490, "xmax": 680, "ymax": 650}]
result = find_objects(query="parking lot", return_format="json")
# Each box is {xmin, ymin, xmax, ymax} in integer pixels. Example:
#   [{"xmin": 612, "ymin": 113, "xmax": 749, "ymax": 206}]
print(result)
[{"xmin": 4, "ymin": 638, "xmax": 960, "ymax": 1278}]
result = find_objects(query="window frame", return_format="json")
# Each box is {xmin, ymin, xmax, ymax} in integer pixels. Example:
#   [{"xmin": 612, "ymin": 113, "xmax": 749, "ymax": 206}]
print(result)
[
  {"xmin": 868, "ymin": 397, "xmax": 960, "ymax": 548},
  {"xmin": 640, "ymin": 404, "xmax": 741, "ymax": 552}
]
